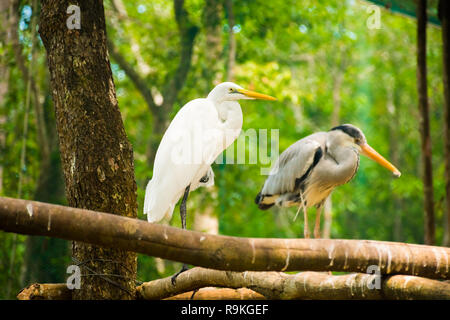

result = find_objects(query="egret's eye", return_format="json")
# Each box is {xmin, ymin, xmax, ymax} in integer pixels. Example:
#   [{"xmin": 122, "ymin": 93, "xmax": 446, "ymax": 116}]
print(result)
[{"xmin": 229, "ymin": 88, "xmax": 234, "ymax": 92}]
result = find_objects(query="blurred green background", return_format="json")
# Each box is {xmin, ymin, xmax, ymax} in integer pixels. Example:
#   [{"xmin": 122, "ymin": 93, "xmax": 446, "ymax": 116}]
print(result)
[{"xmin": 0, "ymin": 0, "xmax": 446, "ymax": 299}]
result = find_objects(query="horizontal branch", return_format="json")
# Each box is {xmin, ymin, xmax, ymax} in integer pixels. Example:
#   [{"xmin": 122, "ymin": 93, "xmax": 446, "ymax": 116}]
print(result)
[
  {"xmin": 16, "ymin": 283, "xmax": 265, "ymax": 300},
  {"xmin": 1, "ymin": 196, "xmax": 449, "ymax": 279},
  {"xmin": 137, "ymin": 267, "xmax": 450, "ymax": 300},
  {"xmin": 167, "ymin": 288, "xmax": 266, "ymax": 300},
  {"xmin": 17, "ymin": 284, "xmax": 71, "ymax": 300}
]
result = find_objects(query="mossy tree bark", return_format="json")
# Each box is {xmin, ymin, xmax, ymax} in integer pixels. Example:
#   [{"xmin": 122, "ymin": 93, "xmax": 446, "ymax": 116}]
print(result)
[{"xmin": 39, "ymin": 0, "xmax": 138, "ymax": 299}]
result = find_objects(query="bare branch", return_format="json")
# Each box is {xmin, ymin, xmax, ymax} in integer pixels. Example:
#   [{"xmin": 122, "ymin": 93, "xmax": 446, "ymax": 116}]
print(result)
[
  {"xmin": 1, "ymin": 196, "xmax": 450, "ymax": 280},
  {"xmin": 161, "ymin": 0, "xmax": 199, "ymax": 109},
  {"xmin": 167, "ymin": 287, "xmax": 266, "ymax": 300},
  {"xmin": 107, "ymin": 39, "xmax": 159, "ymax": 115},
  {"xmin": 136, "ymin": 267, "xmax": 450, "ymax": 300},
  {"xmin": 17, "ymin": 283, "xmax": 71, "ymax": 300}
]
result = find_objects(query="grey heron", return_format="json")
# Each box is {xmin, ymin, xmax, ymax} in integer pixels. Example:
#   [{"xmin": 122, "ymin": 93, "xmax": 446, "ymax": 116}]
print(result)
[{"xmin": 255, "ymin": 124, "xmax": 401, "ymax": 238}]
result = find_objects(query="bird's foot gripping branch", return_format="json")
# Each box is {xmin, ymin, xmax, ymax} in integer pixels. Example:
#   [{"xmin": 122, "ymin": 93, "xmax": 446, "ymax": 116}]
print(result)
[{"xmin": 0, "ymin": 196, "xmax": 449, "ymax": 300}]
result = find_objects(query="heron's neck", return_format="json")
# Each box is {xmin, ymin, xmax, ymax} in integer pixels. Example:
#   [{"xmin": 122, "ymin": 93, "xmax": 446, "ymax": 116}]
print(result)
[{"xmin": 326, "ymin": 142, "xmax": 360, "ymax": 184}]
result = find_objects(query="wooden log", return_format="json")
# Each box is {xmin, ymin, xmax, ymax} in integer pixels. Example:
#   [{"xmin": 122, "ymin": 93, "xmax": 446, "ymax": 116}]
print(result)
[
  {"xmin": 17, "ymin": 284, "xmax": 71, "ymax": 300},
  {"xmin": 166, "ymin": 287, "xmax": 265, "ymax": 300},
  {"xmin": 137, "ymin": 267, "xmax": 450, "ymax": 300},
  {"xmin": 1, "ymin": 196, "xmax": 449, "ymax": 279}
]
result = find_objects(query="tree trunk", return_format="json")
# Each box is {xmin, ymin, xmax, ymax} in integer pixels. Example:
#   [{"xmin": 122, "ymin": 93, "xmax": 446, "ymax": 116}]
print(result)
[
  {"xmin": 416, "ymin": 0, "xmax": 435, "ymax": 245},
  {"xmin": 225, "ymin": 0, "xmax": 236, "ymax": 82},
  {"xmin": 0, "ymin": 0, "xmax": 8, "ymax": 195},
  {"xmin": 202, "ymin": 0, "xmax": 223, "ymax": 87},
  {"xmin": 439, "ymin": 0, "xmax": 450, "ymax": 247},
  {"xmin": 387, "ymin": 86, "xmax": 403, "ymax": 242},
  {"xmin": 39, "ymin": 0, "xmax": 138, "ymax": 299},
  {"xmin": 22, "ymin": 94, "xmax": 68, "ymax": 286},
  {"xmin": 0, "ymin": 32, "xmax": 8, "ymax": 196},
  {"xmin": 323, "ymin": 63, "xmax": 345, "ymax": 239}
]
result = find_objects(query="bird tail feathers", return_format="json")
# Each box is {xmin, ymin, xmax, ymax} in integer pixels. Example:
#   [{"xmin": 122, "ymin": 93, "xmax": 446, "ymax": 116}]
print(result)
[
  {"xmin": 255, "ymin": 192, "xmax": 276, "ymax": 210},
  {"xmin": 144, "ymin": 179, "xmax": 175, "ymax": 223}
]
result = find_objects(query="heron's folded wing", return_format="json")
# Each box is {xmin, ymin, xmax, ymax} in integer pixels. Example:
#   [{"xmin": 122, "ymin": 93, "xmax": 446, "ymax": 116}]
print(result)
[{"xmin": 261, "ymin": 139, "xmax": 322, "ymax": 196}]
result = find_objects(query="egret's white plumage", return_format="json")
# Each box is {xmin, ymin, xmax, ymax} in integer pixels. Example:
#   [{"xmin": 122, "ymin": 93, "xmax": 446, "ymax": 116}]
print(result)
[{"xmin": 144, "ymin": 82, "xmax": 276, "ymax": 223}]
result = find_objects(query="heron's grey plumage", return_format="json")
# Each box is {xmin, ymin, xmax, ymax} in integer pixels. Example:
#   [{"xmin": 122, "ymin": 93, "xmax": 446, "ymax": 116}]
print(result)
[
  {"xmin": 255, "ymin": 124, "xmax": 400, "ymax": 239},
  {"xmin": 255, "ymin": 126, "xmax": 362, "ymax": 211}
]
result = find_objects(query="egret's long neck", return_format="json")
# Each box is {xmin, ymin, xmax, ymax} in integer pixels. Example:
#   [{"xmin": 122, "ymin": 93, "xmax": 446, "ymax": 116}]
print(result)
[
  {"xmin": 210, "ymin": 100, "xmax": 243, "ymax": 152},
  {"xmin": 326, "ymin": 141, "xmax": 360, "ymax": 184},
  {"xmin": 213, "ymin": 100, "xmax": 243, "ymax": 130}
]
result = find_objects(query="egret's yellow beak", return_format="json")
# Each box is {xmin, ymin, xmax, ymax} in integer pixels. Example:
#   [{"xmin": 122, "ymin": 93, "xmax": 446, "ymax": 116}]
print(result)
[
  {"xmin": 360, "ymin": 143, "xmax": 401, "ymax": 177},
  {"xmin": 237, "ymin": 88, "xmax": 277, "ymax": 101}
]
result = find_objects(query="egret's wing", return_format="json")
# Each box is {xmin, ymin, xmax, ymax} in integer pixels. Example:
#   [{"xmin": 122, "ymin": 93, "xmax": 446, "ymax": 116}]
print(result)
[
  {"xmin": 144, "ymin": 99, "xmax": 223, "ymax": 222},
  {"xmin": 260, "ymin": 136, "xmax": 324, "ymax": 196}
]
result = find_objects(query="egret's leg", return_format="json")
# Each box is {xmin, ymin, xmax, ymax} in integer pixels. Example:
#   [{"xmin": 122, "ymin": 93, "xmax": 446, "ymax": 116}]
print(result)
[
  {"xmin": 314, "ymin": 205, "xmax": 323, "ymax": 239},
  {"xmin": 180, "ymin": 184, "xmax": 190, "ymax": 230},
  {"xmin": 171, "ymin": 184, "xmax": 191, "ymax": 285}
]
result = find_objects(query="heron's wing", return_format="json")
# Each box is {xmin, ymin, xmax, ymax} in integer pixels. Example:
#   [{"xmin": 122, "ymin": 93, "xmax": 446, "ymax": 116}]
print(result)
[
  {"xmin": 144, "ymin": 99, "xmax": 222, "ymax": 222},
  {"xmin": 260, "ymin": 137, "xmax": 324, "ymax": 196}
]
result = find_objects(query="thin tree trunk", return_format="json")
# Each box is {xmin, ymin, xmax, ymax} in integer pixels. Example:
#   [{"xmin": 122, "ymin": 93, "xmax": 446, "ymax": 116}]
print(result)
[
  {"xmin": 22, "ymin": 93, "xmax": 68, "ymax": 286},
  {"xmin": 225, "ymin": 0, "xmax": 236, "ymax": 81},
  {"xmin": 0, "ymin": 0, "xmax": 8, "ymax": 194},
  {"xmin": 203, "ymin": 0, "xmax": 222, "ymax": 87},
  {"xmin": 439, "ymin": 0, "xmax": 450, "ymax": 247},
  {"xmin": 6, "ymin": 0, "xmax": 69, "ymax": 287},
  {"xmin": 323, "ymin": 64, "xmax": 345, "ymax": 239},
  {"xmin": 387, "ymin": 86, "xmax": 403, "ymax": 241},
  {"xmin": 39, "ymin": 0, "xmax": 138, "ymax": 299},
  {"xmin": 416, "ymin": 0, "xmax": 435, "ymax": 245},
  {"xmin": 0, "ymin": 45, "xmax": 8, "ymax": 197}
]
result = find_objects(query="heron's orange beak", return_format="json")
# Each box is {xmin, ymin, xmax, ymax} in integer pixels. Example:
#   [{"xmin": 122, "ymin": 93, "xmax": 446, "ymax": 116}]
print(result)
[
  {"xmin": 237, "ymin": 88, "xmax": 277, "ymax": 101},
  {"xmin": 360, "ymin": 143, "xmax": 401, "ymax": 177}
]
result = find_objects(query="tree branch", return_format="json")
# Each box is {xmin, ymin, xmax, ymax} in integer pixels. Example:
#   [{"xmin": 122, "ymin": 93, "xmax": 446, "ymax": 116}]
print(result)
[
  {"xmin": 137, "ymin": 267, "xmax": 450, "ymax": 300},
  {"xmin": 107, "ymin": 39, "xmax": 159, "ymax": 115},
  {"xmin": 17, "ymin": 283, "xmax": 71, "ymax": 300},
  {"xmin": 9, "ymin": 0, "xmax": 50, "ymax": 161},
  {"xmin": 167, "ymin": 287, "xmax": 265, "ymax": 300},
  {"xmin": 1, "ymin": 196, "xmax": 450, "ymax": 280},
  {"xmin": 19, "ymin": 268, "xmax": 449, "ymax": 300},
  {"xmin": 161, "ymin": 0, "xmax": 199, "ymax": 110},
  {"xmin": 16, "ymin": 283, "xmax": 265, "ymax": 300}
]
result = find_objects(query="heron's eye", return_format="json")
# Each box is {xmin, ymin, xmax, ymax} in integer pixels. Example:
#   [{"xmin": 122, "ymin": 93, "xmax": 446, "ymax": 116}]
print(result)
[{"xmin": 229, "ymin": 88, "xmax": 233, "ymax": 92}]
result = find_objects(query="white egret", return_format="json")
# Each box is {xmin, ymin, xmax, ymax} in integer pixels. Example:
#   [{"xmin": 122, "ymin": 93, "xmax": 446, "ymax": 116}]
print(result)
[
  {"xmin": 144, "ymin": 82, "xmax": 276, "ymax": 282},
  {"xmin": 255, "ymin": 124, "xmax": 401, "ymax": 238}
]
